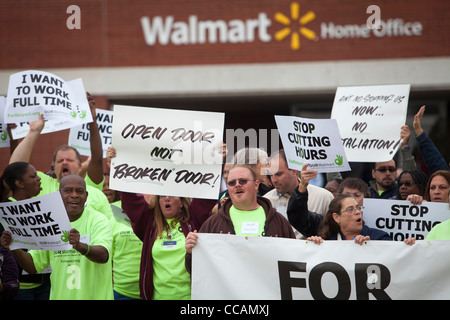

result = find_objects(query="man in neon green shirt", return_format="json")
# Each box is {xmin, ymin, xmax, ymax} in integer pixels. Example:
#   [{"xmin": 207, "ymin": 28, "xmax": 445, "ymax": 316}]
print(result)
[
  {"xmin": 9, "ymin": 106, "xmax": 113, "ymax": 220},
  {"xmin": 6, "ymin": 175, "xmax": 113, "ymax": 300}
]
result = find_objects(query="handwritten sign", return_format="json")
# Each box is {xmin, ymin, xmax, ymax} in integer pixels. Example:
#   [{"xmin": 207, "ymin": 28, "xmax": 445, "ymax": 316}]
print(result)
[
  {"xmin": 331, "ymin": 84, "xmax": 410, "ymax": 162},
  {"xmin": 4, "ymin": 70, "xmax": 93, "ymax": 139},
  {"xmin": 363, "ymin": 198, "xmax": 449, "ymax": 241},
  {"xmin": 0, "ymin": 192, "xmax": 73, "ymax": 251},
  {"xmin": 275, "ymin": 115, "xmax": 350, "ymax": 172},
  {"xmin": 110, "ymin": 105, "xmax": 224, "ymax": 199},
  {"xmin": 68, "ymin": 108, "xmax": 113, "ymax": 158}
]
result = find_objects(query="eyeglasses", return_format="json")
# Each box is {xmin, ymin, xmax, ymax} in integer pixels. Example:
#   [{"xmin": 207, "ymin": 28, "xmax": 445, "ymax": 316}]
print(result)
[
  {"xmin": 338, "ymin": 205, "xmax": 364, "ymax": 214},
  {"xmin": 374, "ymin": 166, "xmax": 396, "ymax": 173},
  {"xmin": 398, "ymin": 181, "xmax": 415, "ymax": 187},
  {"xmin": 227, "ymin": 179, "xmax": 254, "ymax": 187}
]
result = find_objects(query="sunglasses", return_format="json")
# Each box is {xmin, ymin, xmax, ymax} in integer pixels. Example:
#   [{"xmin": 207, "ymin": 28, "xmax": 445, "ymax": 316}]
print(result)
[
  {"xmin": 374, "ymin": 166, "xmax": 396, "ymax": 173},
  {"xmin": 398, "ymin": 181, "xmax": 415, "ymax": 187},
  {"xmin": 227, "ymin": 179, "xmax": 254, "ymax": 187}
]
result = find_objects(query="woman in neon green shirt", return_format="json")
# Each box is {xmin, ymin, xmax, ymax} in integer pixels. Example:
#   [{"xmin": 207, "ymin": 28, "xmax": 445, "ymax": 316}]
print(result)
[
  {"xmin": 120, "ymin": 191, "xmax": 216, "ymax": 300},
  {"xmin": 0, "ymin": 161, "xmax": 49, "ymax": 300}
]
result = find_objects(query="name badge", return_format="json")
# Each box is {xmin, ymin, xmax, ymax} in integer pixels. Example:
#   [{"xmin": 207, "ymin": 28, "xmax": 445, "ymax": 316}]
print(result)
[
  {"xmin": 163, "ymin": 240, "xmax": 177, "ymax": 250},
  {"xmin": 241, "ymin": 222, "xmax": 259, "ymax": 235}
]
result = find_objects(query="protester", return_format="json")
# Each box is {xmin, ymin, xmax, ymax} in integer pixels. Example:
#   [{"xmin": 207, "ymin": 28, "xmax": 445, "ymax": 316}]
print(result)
[
  {"xmin": 2, "ymin": 174, "xmax": 114, "ymax": 300},
  {"xmin": 424, "ymin": 191, "xmax": 450, "ymax": 239},
  {"xmin": 8, "ymin": 100, "xmax": 114, "ymax": 220},
  {"xmin": 185, "ymin": 164, "xmax": 296, "ymax": 272},
  {"xmin": 107, "ymin": 146, "xmax": 216, "ymax": 300},
  {"xmin": 424, "ymin": 170, "xmax": 450, "ymax": 203},
  {"xmin": 324, "ymin": 178, "xmax": 343, "ymax": 198},
  {"xmin": 369, "ymin": 158, "xmax": 399, "ymax": 199},
  {"xmin": 264, "ymin": 149, "xmax": 333, "ymax": 238},
  {"xmin": 0, "ymin": 228, "xmax": 19, "ymax": 300},
  {"xmin": 218, "ymin": 147, "xmax": 273, "ymax": 208},
  {"xmin": 396, "ymin": 169, "xmax": 429, "ymax": 200},
  {"xmin": 337, "ymin": 177, "xmax": 371, "ymax": 206},
  {"xmin": 0, "ymin": 161, "xmax": 49, "ymax": 300},
  {"xmin": 412, "ymin": 106, "xmax": 449, "ymax": 173},
  {"xmin": 103, "ymin": 172, "xmax": 143, "ymax": 300},
  {"xmin": 265, "ymin": 149, "xmax": 334, "ymax": 215},
  {"xmin": 287, "ymin": 163, "xmax": 391, "ymax": 244}
]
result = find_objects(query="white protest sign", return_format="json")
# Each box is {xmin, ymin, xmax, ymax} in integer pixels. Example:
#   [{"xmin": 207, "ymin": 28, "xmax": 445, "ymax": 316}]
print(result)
[
  {"xmin": 363, "ymin": 198, "xmax": 449, "ymax": 241},
  {"xmin": 192, "ymin": 234, "xmax": 450, "ymax": 300},
  {"xmin": 5, "ymin": 71, "xmax": 93, "ymax": 139},
  {"xmin": 68, "ymin": 108, "xmax": 113, "ymax": 158},
  {"xmin": 110, "ymin": 105, "xmax": 224, "ymax": 199},
  {"xmin": 275, "ymin": 115, "xmax": 350, "ymax": 172},
  {"xmin": 331, "ymin": 84, "xmax": 410, "ymax": 162},
  {"xmin": 0, "ymin": 192, "xmax": 73, "ymax": 251},
  {"xmin": 0, "ymin": 96, "xmax": 11, "ymax": 148}
]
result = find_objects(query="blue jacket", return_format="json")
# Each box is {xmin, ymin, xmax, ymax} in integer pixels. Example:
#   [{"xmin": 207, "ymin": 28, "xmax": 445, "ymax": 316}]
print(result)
[
  {"xmin": 287, "ymin": 188, "xmax": 391, "ymax": 240},
  {"xmin": 416, "ymin": 132, "xmax": 449, "ymax": 174}
]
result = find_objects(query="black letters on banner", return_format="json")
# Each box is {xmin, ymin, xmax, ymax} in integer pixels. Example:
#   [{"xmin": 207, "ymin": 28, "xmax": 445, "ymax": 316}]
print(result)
[{"xmin": 278, "ymin": 260, "xmax": 392, "ymax": 300}]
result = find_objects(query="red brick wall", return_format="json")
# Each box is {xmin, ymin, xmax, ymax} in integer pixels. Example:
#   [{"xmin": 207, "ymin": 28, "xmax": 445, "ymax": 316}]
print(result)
[{"xmin": 1, "ymin": 0, "xmax": 448, "ymax": 69}]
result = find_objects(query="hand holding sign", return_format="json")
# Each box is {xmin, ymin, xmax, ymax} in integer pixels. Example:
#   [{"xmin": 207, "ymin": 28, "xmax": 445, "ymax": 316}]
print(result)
[{"xmin": 5, "ymin": 70, "xmax": 93, "ymax": 139}]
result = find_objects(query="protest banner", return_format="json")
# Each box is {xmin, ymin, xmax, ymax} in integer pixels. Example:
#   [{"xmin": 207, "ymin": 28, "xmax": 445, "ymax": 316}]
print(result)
[
  {"xmin": 0, "ymin": 192, "xmax": 73, "ymax": 251},
  {"xmin": 0, "ymin": 96, "xmax": 11, "ymax": 148},
  {"xmin": 191, "ymin": 234, "xmax": 450, "ymax": 300},
  {"xmin": 68, "ymin": 108, "xmax": 113, "ymax": 158},
  {"xmin": 363, "ymin": 198, "xmax": 449, "ymax": 241},
  {"xmin": 4, "ymin": 70, "xmax": 93, "ymax": 139},
  {"xmin": 275, "ymin": 115, "xmax": 350, "ymax": 172},
  {"xmin": 330, "ymin": 84, "xmax": 410, "ymax": 162},
  {"xmin": 110, "ymin": 105, "xmax": 224, "ymax": 199}
]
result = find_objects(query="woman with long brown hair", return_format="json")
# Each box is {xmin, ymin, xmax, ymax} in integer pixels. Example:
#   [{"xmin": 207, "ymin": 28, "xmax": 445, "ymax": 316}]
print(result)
[{"xmin": 107, "ymin": 146, "xmax": 216, "ymax": 300}]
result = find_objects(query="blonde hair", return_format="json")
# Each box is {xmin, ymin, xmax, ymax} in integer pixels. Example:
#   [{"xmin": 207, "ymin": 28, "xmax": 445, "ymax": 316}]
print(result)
[{"xmin": 149, "ymin": 196, "xmax": 191, "ymax": 238}]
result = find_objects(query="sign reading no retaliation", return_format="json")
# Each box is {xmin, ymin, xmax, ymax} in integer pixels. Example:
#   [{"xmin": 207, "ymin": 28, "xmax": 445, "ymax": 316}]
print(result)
[
  {"xmin": 110, "ymin": 105, "xmax": 224, "ymax": 200},
  {"xmin": 0, "ymin": 192, "xmax": 73, "ymax": 251},
  {"xmin": 331, "ymin": 84, "xmax": 410, "ymax": 162}
]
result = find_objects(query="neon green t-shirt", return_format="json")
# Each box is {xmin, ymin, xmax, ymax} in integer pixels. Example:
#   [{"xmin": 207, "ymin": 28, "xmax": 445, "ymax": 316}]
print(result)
[
  {"xmin": 110, "ymin": 202, "xmax": 143, "ymax": 299},
  {"xmin": 152, "ymin": 219, "xmax": 190, "ymax": 300},
  {"xmin": 425, "ymin": 219, "xmax": 450, "ymax": 240},
  {"xmin": 229, "ymin": 205, "xmax": 266, "ymax": 236},
  {"xmin": 29, "ymin": 207, "xmax": 114, "ymax": 300},
  {"xmin": 36, "ymin": 171, "xmax": 113, "ymax": 221}
]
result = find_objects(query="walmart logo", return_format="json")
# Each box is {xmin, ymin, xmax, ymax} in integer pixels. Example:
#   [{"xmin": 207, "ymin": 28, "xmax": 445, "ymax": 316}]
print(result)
[
  {"xmin": 140, "ymin": 2, "xmax": 421, "ymax": 50},
  {"xmin": 140, "ymin": 2, "xmax": 317, "ymax": 50},
  {"xmin": 274, "ymin": 2, "xmax": 317, "ymax": 50}
]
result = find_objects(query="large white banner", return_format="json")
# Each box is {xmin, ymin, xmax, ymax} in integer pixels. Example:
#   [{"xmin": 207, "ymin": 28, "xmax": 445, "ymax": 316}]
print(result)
[
  {"xmin": 192, "ymin": 234, "xmax": 450, "ymax": 300},
  {"xmin": 110, "ymin": 105, "xmax": 224, "ymax": 199},
  {"xmin": 363, "ymin": 198, "xmax": 450, "ymax": 241},
  {"xmin": 275, "ymin": 115, "xmax": 350, "ymax": 173},
  {"xmin": 0, "ymin": 192, "xmax": 73, "ymax": 251},
  {"xmin": 330, "ymin": 84, "xmax": 410, "ymax": 162}
]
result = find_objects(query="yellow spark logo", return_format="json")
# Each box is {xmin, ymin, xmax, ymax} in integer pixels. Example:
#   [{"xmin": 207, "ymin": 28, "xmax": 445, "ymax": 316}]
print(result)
[{"xmin": 274, "ymin": 2, "xmax": 317, "ymax": 50}]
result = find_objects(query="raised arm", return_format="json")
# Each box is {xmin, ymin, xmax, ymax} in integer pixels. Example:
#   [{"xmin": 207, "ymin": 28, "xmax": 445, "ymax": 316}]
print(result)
[
  {"xmin": 85, "ymin": 93, "xmax": 104, "ymax": 185},
  {"xmin": 9, "ymin": 114, "xmax": 44, "ymax": 164}
]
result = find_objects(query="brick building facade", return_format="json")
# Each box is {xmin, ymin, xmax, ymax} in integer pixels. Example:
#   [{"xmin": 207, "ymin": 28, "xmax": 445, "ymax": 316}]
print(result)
[{"xmin": 1, "ymin": 0, "xmax": 449, "ymax": 175}]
